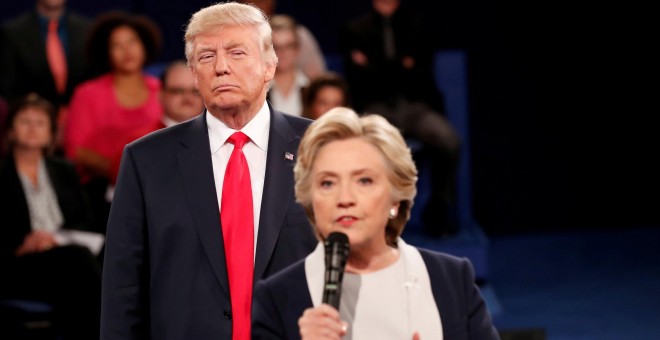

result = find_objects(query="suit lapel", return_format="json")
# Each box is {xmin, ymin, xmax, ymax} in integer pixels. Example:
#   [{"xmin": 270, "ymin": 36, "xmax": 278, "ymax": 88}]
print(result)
[
  {"xmin": 254, "ymin": 109, "xmax": 301, "ymax": 280},
  {"xmin": 176, "ymin": 114, "xmax": 229, "ymax": 296}
]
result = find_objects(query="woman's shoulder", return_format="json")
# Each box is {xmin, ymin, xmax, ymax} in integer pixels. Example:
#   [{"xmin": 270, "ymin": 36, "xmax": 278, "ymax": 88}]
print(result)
[
  {"xmin": 44, "ymin": 156, "xmax": 76, "ymax": 170},
  {"xmin": 44, "ymin": 156, "xmax": 80, "ymax": 180},
  {"xmin": 74, "ymin": 74, "xmax": 113, "ymax": 94},
  {"xmin": 416, "ymin": 247, "xmax": 472, "ymax": 274}
]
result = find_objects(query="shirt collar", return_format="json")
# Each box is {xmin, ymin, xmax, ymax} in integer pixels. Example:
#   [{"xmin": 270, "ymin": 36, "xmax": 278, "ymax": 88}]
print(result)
[{"xmin": 206, "ymin": 100, "xmax": 270, "ymax": 153}]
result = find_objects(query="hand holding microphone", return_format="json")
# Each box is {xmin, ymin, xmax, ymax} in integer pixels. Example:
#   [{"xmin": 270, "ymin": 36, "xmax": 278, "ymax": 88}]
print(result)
[{"xmin": 299, "ymin": 232, "xmax": 350, "ymax": 340}]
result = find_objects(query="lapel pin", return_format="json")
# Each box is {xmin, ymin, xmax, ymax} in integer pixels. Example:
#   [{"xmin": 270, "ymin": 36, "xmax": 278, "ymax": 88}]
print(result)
[{"xmin": 284, "ymin": 152, "xmax": 294, "ymax": 161}]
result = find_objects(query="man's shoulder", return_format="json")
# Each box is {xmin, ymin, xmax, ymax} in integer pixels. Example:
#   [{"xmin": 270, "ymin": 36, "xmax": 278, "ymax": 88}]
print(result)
[
  {"xmin": 127, "ymin": 117, "xmax": 200, "ymax": 153},
  {"xmin": 2, "ymin": 12, "xmax": 36, "ymax": 32},
  {"xmin": 274, "ymin": 109, "xmax": 313, "ymax": 133},
  {"xmin": 64, "ymin": 11, "xmax": 91, "ymax": 27}
]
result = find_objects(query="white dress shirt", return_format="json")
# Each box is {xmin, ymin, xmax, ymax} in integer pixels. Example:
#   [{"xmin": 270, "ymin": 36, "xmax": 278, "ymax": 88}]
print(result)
[
  {"xmin": 269, "ymin": 70, "xmax": 309, "ymax": 116},
  {"xmin": 207, "ymin": 101, "xmax": 270, "ymax": 255}
]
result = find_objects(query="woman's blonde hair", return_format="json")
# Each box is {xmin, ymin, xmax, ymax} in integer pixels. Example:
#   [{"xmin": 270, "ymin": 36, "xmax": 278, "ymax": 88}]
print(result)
[
  {"xmin": 184, "ymin": 2, "xmax": 277, "ymax": 67},
  {"xmin": 294, "ymin": 107, "xmax": 418, "ymax": 246}
]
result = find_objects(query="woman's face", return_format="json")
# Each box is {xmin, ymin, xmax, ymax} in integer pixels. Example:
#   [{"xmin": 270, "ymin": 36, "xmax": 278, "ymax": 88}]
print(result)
[
  {"xmin": 10, "ymin": 107, "xmax": 52, "ymax": 150},
  {"xmin": 310, "ymin": 137, "xmax": 398, "ymax": 252},
  {"xmin": 310, "ymin": 86, "xmax": 345, "ymax": 119},
  {"xmin": 109, "ymin": 25, "xmax": 146, "ymax": 74}
]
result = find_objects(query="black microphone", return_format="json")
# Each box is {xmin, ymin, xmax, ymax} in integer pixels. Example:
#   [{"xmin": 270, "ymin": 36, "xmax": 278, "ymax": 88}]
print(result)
[{"xmin": 322, "ymin": 232, "xmax": 350, "ymax": 310}]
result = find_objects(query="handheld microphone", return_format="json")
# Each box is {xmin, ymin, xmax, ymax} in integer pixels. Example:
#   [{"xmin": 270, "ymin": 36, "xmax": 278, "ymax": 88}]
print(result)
[{"xmin": 322, "ymin": 232, "xmax": 350, "ymax": 310}]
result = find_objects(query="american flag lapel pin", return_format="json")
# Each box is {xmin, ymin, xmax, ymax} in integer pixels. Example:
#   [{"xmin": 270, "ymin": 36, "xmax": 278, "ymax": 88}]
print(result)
[{"xmin": 285, "ymin": 151, "xmax": 294, "ymax": 161}]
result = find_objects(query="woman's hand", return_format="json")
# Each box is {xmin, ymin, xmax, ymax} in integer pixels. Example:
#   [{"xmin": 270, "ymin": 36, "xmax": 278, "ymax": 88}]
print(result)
[
  {"xmin": 298, "ymin": 304, "xmax": 347, "ymax": 340},
  {"xmin": 15, "ymin": 230, "xmax": 58, "ymax": 256}
]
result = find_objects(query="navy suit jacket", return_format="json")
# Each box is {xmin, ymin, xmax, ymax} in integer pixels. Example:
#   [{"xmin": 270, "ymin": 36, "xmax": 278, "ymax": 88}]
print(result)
[
  {"xmin": 253, "ymin": 248, "xmax": 500, "ymax": 340},
  {"xmin": 0, "ymin": 11, "xmax": 90, "ymax": 105},
  {"xmin": 100, "ymin": 109, "xmax": 317, "ymax": 339}
]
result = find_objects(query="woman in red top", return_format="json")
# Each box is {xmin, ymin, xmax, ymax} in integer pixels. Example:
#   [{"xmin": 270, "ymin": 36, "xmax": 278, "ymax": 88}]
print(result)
[
  {"xmin": 64, "ymin": 12, "xmax": 162, "ymax": 232},
  {"xmin": 65, "ymin": 12, "xmax": 162, "ymax": 185}
]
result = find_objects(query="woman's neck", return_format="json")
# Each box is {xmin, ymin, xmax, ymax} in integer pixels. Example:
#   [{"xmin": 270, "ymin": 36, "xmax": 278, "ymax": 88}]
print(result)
[
  {"xmin": 345, "ymin": 243, "xmax": 399, "ymax": 274},
  {"xmin": 14, "ymin": 148, "xmax": 43, "ymax": 186},
  {"xmin": 113, "ymin": 71, "xmax": 144, "ymax": 84},
  {"xmin": 113, "ymin": 71, "xmax": 149, "ymax": 108}
]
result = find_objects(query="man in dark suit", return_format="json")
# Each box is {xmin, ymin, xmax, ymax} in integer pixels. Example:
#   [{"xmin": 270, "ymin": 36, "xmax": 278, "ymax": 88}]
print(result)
[
  {"xmin": 0, "ymin": 0, "xmax": 90, "ymax": 107},
  {"xmin": 100, "ymin": 3, "xmax": 317, "ymax": 340}
]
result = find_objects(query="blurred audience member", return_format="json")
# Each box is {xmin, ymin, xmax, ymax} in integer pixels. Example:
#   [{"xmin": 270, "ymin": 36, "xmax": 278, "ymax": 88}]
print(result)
[
  {"xmin": 64, "ymin": 11, "xmax": 162, "ymax": 232},
  {"xmin": 104, "ymin": 60, "xmax": 205, "ymax": 184},
  {"xmin": 341, "ymin": 0, "xmax": 460, "ymax": 236},
  {"xmin": 0, "ymin": 0, "xmax": 92, "ymax": 151},
  {"xmin": 0, "ymin": 0, "xmax": 91, "ymax": 107},
  {"xmin": 302, "ymin": 72, "xmax": 350, "ymax": 120},
  {"xmin": 242, "ymin": 0, "xmax": 326, "ymax": 79},
  {"xmin": 0, "ymin": 93, "xmax": 101, "ymax": 340},
  {"xmin": 159, "ymin": 60, "xmax": 204, "ymax": 126},
  {"xmin": 269, "ymin": 15, "xmax": 309, "ymax": 116},
  {"xmin": 0, "ymin": 96, "xmax": 7, "ymax": 155}
]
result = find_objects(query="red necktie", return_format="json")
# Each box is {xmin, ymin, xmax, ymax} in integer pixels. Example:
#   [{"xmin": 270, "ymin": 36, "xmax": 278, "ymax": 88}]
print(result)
[
  {"xmin": 46, "ymin": 19, "xmax": 68, "ymax": 95},
  {"xmin": 221, "ymin": 132, "xmax": 254, "ymax": 340}
]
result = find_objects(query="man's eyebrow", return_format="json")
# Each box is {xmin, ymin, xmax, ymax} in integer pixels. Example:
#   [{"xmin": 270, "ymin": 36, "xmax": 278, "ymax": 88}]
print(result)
[
  {"xmin": 223, "ymin": 41, "xmax": 248, "ymax": 50},
  {"xmin": 195, "ymin": 45, "xmax": 215, "ymax": 54}
]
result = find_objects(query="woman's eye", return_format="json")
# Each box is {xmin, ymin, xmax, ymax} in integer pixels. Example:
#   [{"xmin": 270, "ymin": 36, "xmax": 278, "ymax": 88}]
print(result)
[
  {"xmin": 320, "ymin": 180, "xmax": 334, "ymax": 188},
  {"xmin": 358, "ymin": 177, "xmax": 373, "ymax": 185}
]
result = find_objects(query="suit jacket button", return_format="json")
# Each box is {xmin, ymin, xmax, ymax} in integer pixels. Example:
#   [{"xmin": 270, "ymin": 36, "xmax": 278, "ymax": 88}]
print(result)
[{"xmin": 224, "ymin": 310, "xmax": 232, "ymax": 319}]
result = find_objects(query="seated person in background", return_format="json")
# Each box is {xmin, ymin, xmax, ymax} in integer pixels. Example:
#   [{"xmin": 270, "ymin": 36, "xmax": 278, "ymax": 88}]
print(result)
[
  {"xmin": 301, "ymin": 72, "xmax": 351, "ymax": 120},
  {"xmin": 63, "ymin": 11, "xmax": 162, "ymax": 232},
  {"xmin": 158, "ymin": 60, "xmax": 205, "ymax": 127},
  {"xmin": 242, "ymin": 0, "xmax": 326, "ymax": 79},
  {"xmin": 106, "ymin": 60, "xmax": 205, "ymax": 183},
  {"xmin": 0, "ymin": 96, "xmax": 7, "ymax": 155},
  {"xmin": 252, "ymin": 108, "xmax": 499, "ymax": 339},
  {"xmin": 341, "ymin": 0, "xmax": 461, "ymax": 236},
  {"xmin": 0, "ymin": 93, "xmax": 101, "ymax": 340},
  {"xmin": 269, "ymin": 15, "xmax": 309, "ymax": 117}
]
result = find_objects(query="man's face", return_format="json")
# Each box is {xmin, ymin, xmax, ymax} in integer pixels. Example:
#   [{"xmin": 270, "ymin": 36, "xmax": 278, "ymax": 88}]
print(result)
[
  {"xmin": 373, "ymin": 0, "xmax": 399, "ymax": 17},
  {"xmin": 37, "ymin": 0, "xmax": 66, "ymax": 11},
  {"xmin": 190, "ymin": 25, "xmax": 275, "ymax": 117},
  {"xmin": 161, "ymin": 65, "xmax": 204, "ymax": 122},
  {"xmin": 272, "ymin": 29, "xmax": 299, "ymax": 73}
]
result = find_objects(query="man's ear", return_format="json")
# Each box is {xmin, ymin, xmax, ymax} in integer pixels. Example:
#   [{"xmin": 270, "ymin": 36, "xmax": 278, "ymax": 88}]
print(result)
[{"xmin": 264, "ymin": 60, "xmax": 277, "ymax": 83}]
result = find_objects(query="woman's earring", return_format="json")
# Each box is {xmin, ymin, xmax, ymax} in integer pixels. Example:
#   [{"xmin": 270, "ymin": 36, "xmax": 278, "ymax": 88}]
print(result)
[{"xmin": 389, "ymin": 208, "xmax": 397, "ymax": 219}]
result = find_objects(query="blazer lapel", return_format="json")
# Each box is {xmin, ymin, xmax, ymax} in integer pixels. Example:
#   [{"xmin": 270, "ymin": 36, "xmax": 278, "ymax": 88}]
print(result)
[
  {"xmin": 254, "ymin": 109, "xmax": 301, "ymax": 280},
  {"xmin": 176, "ymin": 114, "xmax": 229, "ymax": 296}
]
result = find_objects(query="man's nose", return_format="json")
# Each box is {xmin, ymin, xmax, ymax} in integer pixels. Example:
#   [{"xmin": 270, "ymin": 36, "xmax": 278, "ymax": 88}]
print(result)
[{"xmin": 214, "ymin": 55, "xmax": 229, "ymax": 75}]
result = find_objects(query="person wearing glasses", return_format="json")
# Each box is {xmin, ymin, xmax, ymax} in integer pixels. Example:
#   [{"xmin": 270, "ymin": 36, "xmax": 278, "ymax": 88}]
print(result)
[{"xmin": 158, "ymin": 60, "xmax": 205, "ymax": 127}]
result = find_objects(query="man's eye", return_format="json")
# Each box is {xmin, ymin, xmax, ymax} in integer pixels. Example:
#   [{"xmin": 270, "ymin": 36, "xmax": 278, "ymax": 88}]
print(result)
[{"xmin": 198, "ymin": 54, "xmax": 213, "ymax": 62}]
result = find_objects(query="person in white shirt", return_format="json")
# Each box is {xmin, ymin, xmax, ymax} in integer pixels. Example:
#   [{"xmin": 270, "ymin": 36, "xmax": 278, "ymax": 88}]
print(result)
[
  {"xmin": 269, "ymin": 15, "xmax": 309, "ymax": 117},
  {"xmin": 252, "ymin": 108, "xmax": 499, "ymax": 340}
]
